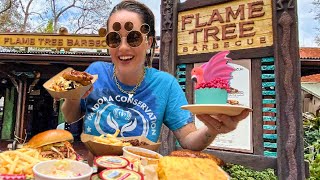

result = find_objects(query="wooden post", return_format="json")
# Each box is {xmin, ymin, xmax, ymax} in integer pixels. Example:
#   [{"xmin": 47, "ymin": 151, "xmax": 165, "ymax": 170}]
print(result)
[
  {"xmin": 158, "ymin": 0, "xmax": 179, "ymax": 155},
  {"xmin": 274, "ymin": 0, "xmax": 305, "ymax": 179}
]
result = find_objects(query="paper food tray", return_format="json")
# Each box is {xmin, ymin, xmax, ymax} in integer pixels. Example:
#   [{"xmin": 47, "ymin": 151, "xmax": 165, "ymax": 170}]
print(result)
[
  {"xmin": 43, "ymin": 67, "xmax": 98, "ymax": 99},
  {"xmin": 81, "ymin": 133, "xmax": 161, "ymax": 156}
]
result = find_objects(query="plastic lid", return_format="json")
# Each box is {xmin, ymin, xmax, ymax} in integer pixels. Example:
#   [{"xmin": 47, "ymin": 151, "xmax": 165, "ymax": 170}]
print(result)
[
  {"xmin": 94, "ymin": 156, "xmax": 129, "ymax": 169},
  {"xmin": 99, "ymin": 169, "xmax": 143, "ymax": 180}
]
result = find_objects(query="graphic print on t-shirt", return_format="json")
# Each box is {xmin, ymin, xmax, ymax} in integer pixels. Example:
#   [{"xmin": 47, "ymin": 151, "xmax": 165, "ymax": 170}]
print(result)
[
  {"xmin": 82, "ymin": 62, "xmax": 192, "ymax": 143},
  {"xmin": 93, "ymin": 101, "xmax": 149, "ymax": 136},
  {"xmin": 84, "ymin": 91, "xmax": 160, "ymax": 142}
]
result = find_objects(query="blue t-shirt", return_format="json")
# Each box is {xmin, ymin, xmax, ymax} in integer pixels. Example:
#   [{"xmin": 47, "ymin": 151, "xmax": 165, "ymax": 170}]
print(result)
[{"xmin": 81, "ymin": 61, "xmax": 193, "ymax": 142}]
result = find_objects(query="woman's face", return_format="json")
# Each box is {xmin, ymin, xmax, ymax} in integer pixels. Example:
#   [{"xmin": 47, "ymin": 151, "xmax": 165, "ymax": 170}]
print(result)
[{"xmin": 107, "ymin": 10, "xmax": 151, "ymax": 74}]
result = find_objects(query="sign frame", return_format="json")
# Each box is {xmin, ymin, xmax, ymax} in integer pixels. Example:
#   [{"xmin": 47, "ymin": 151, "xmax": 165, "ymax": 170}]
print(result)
[{"xmin": 159, "ymin": 0, "xmax": 305, "ymax": 179}]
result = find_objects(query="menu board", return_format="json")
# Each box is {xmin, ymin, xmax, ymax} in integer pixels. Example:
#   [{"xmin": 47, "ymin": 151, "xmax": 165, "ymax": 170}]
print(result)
[{"xmin": 194, "ymin": 59, "xmax": 253, "ymax": 152}]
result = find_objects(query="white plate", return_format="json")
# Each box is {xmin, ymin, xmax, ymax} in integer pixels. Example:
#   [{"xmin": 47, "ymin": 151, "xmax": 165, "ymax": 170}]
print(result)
[{"xmin": 181, "ymin": 104, "xmax": 252, "ymax": 116}]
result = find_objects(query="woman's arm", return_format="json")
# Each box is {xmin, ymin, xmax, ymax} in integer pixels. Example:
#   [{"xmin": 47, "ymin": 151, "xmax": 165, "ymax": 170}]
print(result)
[
  {"xmin": 174, "ymin": 123, "xmax": 218, "ymax": 151},
  {"xmin": 61, "ymin": 99, "xmax": 83, "ymax": 124},
  {"xmin": 173, "ymin": 109, "xmax": 251, "ymax": 151},
  {"xmin": 61, "ymin": 86, "xmax": 93, "ymax": 123}
]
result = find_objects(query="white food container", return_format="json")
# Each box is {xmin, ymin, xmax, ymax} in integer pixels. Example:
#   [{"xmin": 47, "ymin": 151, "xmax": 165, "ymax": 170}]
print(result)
[{"xmin": 33, "ymin": 160, "xmax": 93, "ymax": 180}]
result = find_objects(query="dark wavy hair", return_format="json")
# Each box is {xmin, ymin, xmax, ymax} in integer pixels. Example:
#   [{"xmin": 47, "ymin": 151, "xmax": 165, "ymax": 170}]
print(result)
[{"xmin": 107, "ymin": 0, "xmax": 156, "ymax": 67}]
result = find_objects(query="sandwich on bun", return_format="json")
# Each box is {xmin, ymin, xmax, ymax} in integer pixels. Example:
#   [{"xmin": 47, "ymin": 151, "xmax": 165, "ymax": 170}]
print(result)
[
  {"xmin": 25, "ymin": 129, "xmax": 78, "ymax": 160},
  {"xmin": 62, "ymin": 70, "xmax": 93, "ymax": 86},
  {"xmin": 49, "ymin": 70, "xmax": 93, "ymax": 92}
]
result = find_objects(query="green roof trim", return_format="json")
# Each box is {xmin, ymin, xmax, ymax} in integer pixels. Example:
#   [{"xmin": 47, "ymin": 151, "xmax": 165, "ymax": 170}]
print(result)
[{"xmin": 301, "ymin": 83, "xmax": 320, "ymax": 99}]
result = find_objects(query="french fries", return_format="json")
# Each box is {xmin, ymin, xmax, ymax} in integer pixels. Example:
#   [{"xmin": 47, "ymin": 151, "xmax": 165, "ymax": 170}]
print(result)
[
  {"xmin": 0, "ymin": 148, "xmax": 48, "ymax": 177},
  {"xmin": 93, "ymin": 129, "xmax": 132, "ymax": 146}
]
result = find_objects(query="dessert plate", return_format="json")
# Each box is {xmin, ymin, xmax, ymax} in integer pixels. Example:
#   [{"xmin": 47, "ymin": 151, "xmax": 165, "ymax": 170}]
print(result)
[{"xmin": 181, "ymin": 104, "xmax": 252, "ymax": 116}]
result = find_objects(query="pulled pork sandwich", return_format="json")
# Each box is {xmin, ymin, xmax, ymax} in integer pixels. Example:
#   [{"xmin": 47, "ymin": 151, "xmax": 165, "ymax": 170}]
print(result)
[
  {"xmin": 62, "ymin": 70, "xmax": 93, "ymax": 86},
  {"xmin": 49, "ymin": 70, "xmax": 93, "ymax": 92},
  {"xmin": 25, "ymin": 129, "xmax": 78, "ymax": 160}
]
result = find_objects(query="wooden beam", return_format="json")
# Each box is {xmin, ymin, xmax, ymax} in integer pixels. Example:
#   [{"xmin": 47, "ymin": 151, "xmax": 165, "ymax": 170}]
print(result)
[
  {"xmin": 177, "ymin": 47, "xmax": 274, "ymax": 64},
  {"xmin": 158, "ymin": 0, "xmax": 178, "ymax": 155},
  {"xmin": 204, "ymin": 149, "xmax": 277, "ymax": 171},
  {"xmin": 304, "ymin": 94, "xmax": 313, "ymax": 99},
  {"xmin": 185, "ymin": 64, "xmax": 194, "ymax": 104},
  {"xmin": 251, "ymin": 59, "xmax": 264, "ymax": 155},
  {"xmin": 274, "ymin": 0, "xmax": 306, "ymax": 179},
  {"xmin": 0, "ymin": 53, "xmax": 110, "ymax": 63},
  {"xmin": 178, "ymin": 0, "xmax": 230, "ymax": 12}
]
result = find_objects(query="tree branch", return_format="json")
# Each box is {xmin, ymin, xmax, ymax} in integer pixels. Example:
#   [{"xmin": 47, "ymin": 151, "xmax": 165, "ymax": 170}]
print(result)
[
  {"xmin": 19, "ymin": 0, "xmax": 26, "ymax": 14},
  {"xmin": 29, "ymin": 11, "xmax": 45, "ymax": 21},
  {"xmin": 56, "ymin": 0, "xmax": 76, "ymax": 19},
  {"xmin": 0, "ymin": 0, "xmax": 12, "ymax": 14},
  {"xmin": 21, "ymin": 0, "xmax": 35, "ymax": 31}
]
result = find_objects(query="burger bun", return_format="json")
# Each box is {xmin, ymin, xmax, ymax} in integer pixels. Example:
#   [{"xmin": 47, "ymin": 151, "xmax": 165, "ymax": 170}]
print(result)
[{"xmin": 26, "ymin": 129, "xmax": 73, "ymax": 148}]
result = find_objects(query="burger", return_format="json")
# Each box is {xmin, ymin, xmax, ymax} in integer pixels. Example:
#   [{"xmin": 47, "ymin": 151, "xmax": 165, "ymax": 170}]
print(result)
[
  {"xmin": 25, "ymin": 129, "xmax": 78, "ymax": 160},
  {"xmin": 49, "ymin": 70, "xmax": 93, "ymax": 92}
]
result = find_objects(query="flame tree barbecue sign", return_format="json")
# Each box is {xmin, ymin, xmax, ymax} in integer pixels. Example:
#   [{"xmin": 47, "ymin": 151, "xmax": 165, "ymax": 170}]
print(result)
[
  {"xmin": 178, "ymin": 0, "xmax": 273, "ymax": 55},
  {"xmin": 0, "ymin": 34, "xmax": 107, "ymax": 49}
]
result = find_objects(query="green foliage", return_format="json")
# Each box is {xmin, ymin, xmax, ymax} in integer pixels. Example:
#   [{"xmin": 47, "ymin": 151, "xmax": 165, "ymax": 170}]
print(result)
[
  {"xmin": 223, "ymin": 164, "xmax": 277, "ymax": 180},
  {"xmin": 309, "ymin": 154, "xmax": 320, "ymax": 180},
  {"xmin": 38, "ymin": 19, "xmax": 54, "ymax": 33},
  {"xmin": 303, "ymin": 113, "xmax": 320, "ymax": 179},
  {"xmin": 223, "ymin": 112, "xmax": 320, "ymax": 179}
]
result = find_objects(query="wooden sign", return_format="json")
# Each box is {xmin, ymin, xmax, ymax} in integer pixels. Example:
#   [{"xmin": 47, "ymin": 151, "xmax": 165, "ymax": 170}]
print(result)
[
  {"xmin": 161, "ymin": 0, "xmax": 305, "ymax": 178},
  {"xmin": 0, "ymin": 33, "xmax": 107, "ymax": 49},
  {"xmin": 177, "ymin": 0, "xmax": 273, "ymax": 55}
]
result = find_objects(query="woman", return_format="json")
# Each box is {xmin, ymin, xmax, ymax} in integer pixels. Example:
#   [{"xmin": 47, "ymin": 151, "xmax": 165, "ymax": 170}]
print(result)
[{"xmin": 61, "ymin": 0, "xmax": 250, "ymax": 151}]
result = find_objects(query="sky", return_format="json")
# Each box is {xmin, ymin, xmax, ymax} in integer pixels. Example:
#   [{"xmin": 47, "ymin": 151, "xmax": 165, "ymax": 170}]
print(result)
[
  {"xmin": 297, "ymin": 0, "xmax": 319, "ymax": 47},
  {"xmin": 111, "ymin": 0, "xmax": 319, "ymax": 48}
]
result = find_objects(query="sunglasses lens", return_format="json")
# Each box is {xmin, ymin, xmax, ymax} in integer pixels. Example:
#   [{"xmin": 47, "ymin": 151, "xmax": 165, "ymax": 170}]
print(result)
[
  {"xmin": 124, "ymin": 22, "xmax": 133, "ymax": 31},
  {"xmin": 112, "ymin": 22, "xmax": 121, "ymax": 31},
  {"xmin": 106, "ymin": 32, "xmax": 121, "ymax": 48},
  {"xmin": 127, "ymin": 31, "xmax": 143, "ymax": 47},
  {"xmin": 140, "ymin": 24, "xmax": 150, "ymax": 34}
]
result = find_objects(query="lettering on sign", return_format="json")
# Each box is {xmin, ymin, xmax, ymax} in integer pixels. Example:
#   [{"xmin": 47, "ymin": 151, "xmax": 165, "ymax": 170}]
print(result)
[
  {"xmin": 178, "ymin": 0, "xmax": 273, "ymax": 55},
  {"xmin": 0, "ymin": 34, "xmax": 107, "ymax": 49}
]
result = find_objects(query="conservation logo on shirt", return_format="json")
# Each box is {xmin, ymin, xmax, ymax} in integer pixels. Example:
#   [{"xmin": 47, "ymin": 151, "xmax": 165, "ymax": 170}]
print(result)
[{"xmin": 84, "ymin": 94, "xmax": 159, "ymax": 141}]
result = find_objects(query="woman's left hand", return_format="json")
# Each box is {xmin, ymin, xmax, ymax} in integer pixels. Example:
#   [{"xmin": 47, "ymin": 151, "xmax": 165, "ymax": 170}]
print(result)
[{"xmin": 196, "ymin": 109, "xmax": 251, "ymax": 134}]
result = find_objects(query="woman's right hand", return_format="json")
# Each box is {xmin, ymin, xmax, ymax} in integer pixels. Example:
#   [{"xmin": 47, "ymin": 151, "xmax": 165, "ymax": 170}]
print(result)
[{"xmin": 82, "ymin": 86, "xmax": 93, "ymax": 99}]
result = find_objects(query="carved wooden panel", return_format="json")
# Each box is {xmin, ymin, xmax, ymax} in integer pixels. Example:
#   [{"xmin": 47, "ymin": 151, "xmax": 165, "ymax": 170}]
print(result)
[
  {"xmin": 159, "ymin": 0, "xmax": 178, "ymax": 155},
  {"xmin": 274, "ymin": 0, "xmax": 305, "ymax": 179}
]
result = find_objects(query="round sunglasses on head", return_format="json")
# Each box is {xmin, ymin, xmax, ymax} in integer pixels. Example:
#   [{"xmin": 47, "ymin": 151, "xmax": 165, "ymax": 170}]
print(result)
[{"xmin": 106, "ymin": 22, "xmax": 150, "ymax": 48}]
